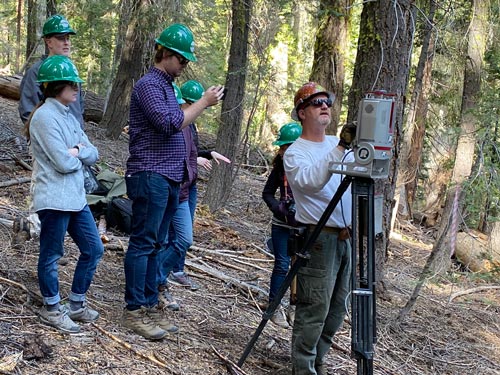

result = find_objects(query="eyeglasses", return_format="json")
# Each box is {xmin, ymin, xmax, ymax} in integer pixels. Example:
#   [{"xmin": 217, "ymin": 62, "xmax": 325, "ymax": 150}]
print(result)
[
  {"xmin": 174, "ymin": 53, "xmax": 189, "ymax": 66},
  {"xmin": 303, "ymin": 97, "xmax": 333, "ymax": 109}
]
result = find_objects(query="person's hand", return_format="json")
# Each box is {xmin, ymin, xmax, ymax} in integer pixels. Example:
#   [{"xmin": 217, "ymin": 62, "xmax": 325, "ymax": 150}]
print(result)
[
  {"xmin": 197, "ymin": 157, "xmax": 212, "ymax": 171},
  {"xmin": 69, "ymin": 143, "xmax": 85, "ymax": 157},
  {"xmin": 210, "ymin": 151, "xmax": 231, "ymax": 165},
  {"xmin": 338, "ymin": 123, "xmax": 357, "ymax": 149},
  {"xmin": 276, "ymin": 201, "xmax": 289, "ymax": 217},
  {"xmin": 201, "ymin": 86, "xmax": 225, "ymax": 107}
]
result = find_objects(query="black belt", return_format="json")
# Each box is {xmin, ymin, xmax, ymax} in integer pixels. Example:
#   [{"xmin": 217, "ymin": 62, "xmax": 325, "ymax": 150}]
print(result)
[
  {"xmin": 306, "ymin": 224, "xmax": 342, "ymax": 233},
  {"xmin": 305, "ymin": 224, "xmax": 350, "ymax": 239}
]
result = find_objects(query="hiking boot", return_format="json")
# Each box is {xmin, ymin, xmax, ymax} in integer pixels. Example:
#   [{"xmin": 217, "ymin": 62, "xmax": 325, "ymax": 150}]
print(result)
[
  {"xmin": 121, "ymin": 308, "xmax": 167, "ymax": 340},
  {"xmin": 315, "ymin": 364, "xmax": 327, "ymax": 375},
  {"xmin": 270, "ymin": 308, "xmax": 290, "ymax": 329},
  {"xmin": 145, "ymin": 306, "xmax": 179, "ymax": 333},
  {"xmin": 68, "ymin": 303, "xmax": 99, "ymax": 323},
  {"xmin": 38, "ymin": 305, "xmax": 80, "ymax": 333},
  {"xmin": 169, "ymin": 272, "xmax": 200, "ymax": 291},
  {"xmin": 158, "ymin": 284, "xmax": 180, "ymax": 311},
  {"xmin": 286, "ymin": 304, "xmax": 296, "ymax": 327}
]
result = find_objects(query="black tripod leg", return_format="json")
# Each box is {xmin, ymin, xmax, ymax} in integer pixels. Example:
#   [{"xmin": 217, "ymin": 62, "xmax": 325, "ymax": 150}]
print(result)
[
  {"xmin": 237, "ymin": 175, "xmax": 354, "ymax": 368},
  {"xmin": 351, "ymin": 178, "xmax": 376, "ymax": 375}
]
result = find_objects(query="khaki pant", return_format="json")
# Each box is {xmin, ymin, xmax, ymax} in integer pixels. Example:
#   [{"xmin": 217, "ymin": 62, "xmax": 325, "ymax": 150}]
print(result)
[{"xmin": 291, "ymin": 230, "xmax": 351, "ymax": 375}]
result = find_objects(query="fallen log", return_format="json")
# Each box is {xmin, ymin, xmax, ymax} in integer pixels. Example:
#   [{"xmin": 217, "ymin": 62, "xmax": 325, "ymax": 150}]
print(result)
[
  {"xmin": 0, "ymin": 74, "xmax": 106, "ymax": 123},
  {"xmin": 0, "ymin": 74, "xmax": 22, "ymax": 100},
  {"xmin": 455, "ymin": 230, "xmax": 500, "ymax": 273},
  {"xmin": 82, "ymin": 90, "xmax": 105, "ymax": 123}
]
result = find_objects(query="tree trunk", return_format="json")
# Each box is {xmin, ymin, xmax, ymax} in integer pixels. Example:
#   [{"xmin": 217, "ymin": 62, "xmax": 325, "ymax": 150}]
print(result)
[
  {"xmin": 287, "ymin": 3, "xmax": 305, "ymax": 92},
  {"xmin": 347, "ymin": 0, "xmax": 415, "ymax": 283},
  {"xmin": 102, "ymin": 0, "xmax": 150, "ymax": 139},
  {"xmin": 309, "ymin": 0, "xmax": 354, "ymax": 134},
  {"xmin": 104, "ymin": 0, "xmax": 132, "ymax": 106},
  {"xmin": 395, "ymin": 0, "xmax": 437, "ymax": 222},
  {"xmin": 15, "ymin": 0, "xmax": 22, "ymax": 72},
  {"xmin": 430, "ymin": 0, "xmax": 488, "ymax": 272},
  {"xmin": 23, "ymin": 0, "xmax": 46, "ymax": 71},
  {"xmin": 399, "ymin": 0, "xmax": 489, "ymax": 320},
  {"xmin": 204, "ymin": 0, "xmax": 252, "ymax": 212}
]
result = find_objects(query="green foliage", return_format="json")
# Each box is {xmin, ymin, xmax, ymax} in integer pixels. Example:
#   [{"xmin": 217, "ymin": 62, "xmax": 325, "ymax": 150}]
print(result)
[
  {"xmin": 0, "ymin": 1, "xmax": 19, "ymax": 70},
  {"xmin": 60, "ymin": 0, "xmax": 118, "ymax": 94},
  {"xmin": 461, "ymin": 84, "xmax": 500, "ymax": 229}
]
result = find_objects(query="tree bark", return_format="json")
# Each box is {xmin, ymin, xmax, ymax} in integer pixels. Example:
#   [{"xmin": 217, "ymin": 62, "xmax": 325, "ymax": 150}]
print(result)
[
  {"xmin": 396, "ymin": 0, "xmax": 437, "ymax": 222},
  {"xmin": 309, "ymin": 0, "xmax": 354, "ymax": 134},
  {"xmin": 204, "ymin": 0, "xmax": 252, "ymax": 212},
  {"xmin": 102, "ymin": 0, "xmax": 150, "ymax": 139},
  {"xmin": 347, "ymin": 0, "xmax": 415, "ymax": 283},
  {"xmin": 0, "ymin": 74, "xmax": 22, "ymax": 100}
]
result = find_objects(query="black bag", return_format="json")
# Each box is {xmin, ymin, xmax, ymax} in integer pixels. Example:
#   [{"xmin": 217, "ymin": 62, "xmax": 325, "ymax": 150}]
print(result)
[{"xmin": 106, "ymin": 197, "xmax": 133, "ymax": 234}]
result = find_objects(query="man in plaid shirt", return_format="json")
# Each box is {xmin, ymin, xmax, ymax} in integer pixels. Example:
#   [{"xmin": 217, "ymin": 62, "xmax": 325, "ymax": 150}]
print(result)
[{"xmin": 122, "ymin": 23, "xmax": 225, "ymax": 340}]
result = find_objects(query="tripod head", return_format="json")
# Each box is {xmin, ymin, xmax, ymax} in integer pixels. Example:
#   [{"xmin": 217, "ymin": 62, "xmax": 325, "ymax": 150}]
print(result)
[{"xmin": 331, "ymin": 91, "xmax": 396, "ymax": 179}]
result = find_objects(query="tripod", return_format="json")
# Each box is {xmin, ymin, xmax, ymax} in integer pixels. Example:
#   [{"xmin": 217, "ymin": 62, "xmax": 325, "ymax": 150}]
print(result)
[{"xmin": 237, "ymin": 176, "xmax": 377, "ymax": 375}]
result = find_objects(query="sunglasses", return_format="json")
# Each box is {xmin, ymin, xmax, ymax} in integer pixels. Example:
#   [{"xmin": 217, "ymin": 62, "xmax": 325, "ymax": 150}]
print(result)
[
  {"xmin": 52, "ymin": 34, "xmax": 71, "ymax": 42},
  {"xmin": 303, "ymin": 97, "xmax": 333, "ymax": 109},
  {"xmin": 174, "ymin": 53, "xmax": 189, "ymax": 66},
  {"xmin": 62, "ymin": 81, "xmax": 78, "ymax": 89}
]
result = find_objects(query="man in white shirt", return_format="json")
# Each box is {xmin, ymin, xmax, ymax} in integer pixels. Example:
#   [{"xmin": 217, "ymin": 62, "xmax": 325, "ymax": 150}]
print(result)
[{"xmin": 284, "ymin": 82, "xmax": 356, "ymax": 375}]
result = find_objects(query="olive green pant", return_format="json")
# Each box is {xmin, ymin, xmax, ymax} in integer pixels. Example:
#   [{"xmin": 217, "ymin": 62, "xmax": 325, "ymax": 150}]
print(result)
[{"xmin": 291, "ymin": 230, "xmax": 351, "ymax": 375}]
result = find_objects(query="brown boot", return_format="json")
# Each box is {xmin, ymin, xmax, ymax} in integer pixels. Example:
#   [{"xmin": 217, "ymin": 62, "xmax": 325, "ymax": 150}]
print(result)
[
  {"xmin": 145, "ymin": 305, "xmax": 179, "ymax": 333},
  {"xmin": 122, "ymin": 308, "xmax": 167, "ymax": 340}
]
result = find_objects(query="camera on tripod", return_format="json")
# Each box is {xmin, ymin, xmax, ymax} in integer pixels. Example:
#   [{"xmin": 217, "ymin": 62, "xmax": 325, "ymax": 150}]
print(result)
[{"xmin": 330, "ymin": 90, "xmax": 395, "ymax": 180}]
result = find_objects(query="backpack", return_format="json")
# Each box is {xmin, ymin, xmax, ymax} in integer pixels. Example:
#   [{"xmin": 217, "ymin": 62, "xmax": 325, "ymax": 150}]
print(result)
[{"xmin": 105, "ymin": 197, "xmax": 133, "ymax": 234}]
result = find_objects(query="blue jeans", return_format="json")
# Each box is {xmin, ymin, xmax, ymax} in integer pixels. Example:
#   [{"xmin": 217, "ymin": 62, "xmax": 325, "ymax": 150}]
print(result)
[
  {"xmin": 124, "ymin": 171, "xmax": 179, "ymax": 310},
  {"xmin": 37, "ymin": 205, "xmax": 104, "ymax": 306},
  {"xmin": 157, "ymin": 200, "xmax": 193, "ymax": 283},
  {"xmin": 188, "ymin": 183, "xmax": 197, "ymax": 221},
  {"xmin": 269, "ymin": 224, "xmax": 291, "ymax": 302},
  {"xmin": 172, "ymin": 183, "xmax": 197, "ymax": 273}
]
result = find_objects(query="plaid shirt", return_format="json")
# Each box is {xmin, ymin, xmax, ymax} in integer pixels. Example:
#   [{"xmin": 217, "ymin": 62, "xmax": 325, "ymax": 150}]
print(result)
[{"xmin": 126, "ymin": 67, "xmax": 186, "ymax": 182}]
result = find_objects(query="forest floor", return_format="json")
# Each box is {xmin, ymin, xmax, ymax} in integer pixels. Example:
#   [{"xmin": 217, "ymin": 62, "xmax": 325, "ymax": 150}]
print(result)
[{"xmin": 0, "ymin": 94, "xmax": 499, "ymax": 375}]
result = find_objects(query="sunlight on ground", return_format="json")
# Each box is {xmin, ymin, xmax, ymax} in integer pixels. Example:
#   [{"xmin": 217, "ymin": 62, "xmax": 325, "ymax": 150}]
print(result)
[{"xmin": 390, "ymin": 230, "xmax": 433, "ymax": 251}]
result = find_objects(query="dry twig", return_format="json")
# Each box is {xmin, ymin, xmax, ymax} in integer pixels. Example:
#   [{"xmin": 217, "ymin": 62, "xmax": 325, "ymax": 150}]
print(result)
[{"xmin": 91, "ymin": 323, "xmax": 175, "ymax": 372}]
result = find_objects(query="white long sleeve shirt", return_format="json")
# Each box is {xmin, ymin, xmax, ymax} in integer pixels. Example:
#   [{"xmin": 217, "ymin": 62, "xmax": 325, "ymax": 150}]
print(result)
[{"xmin": 283, "ymin": 135, "xmax": 354, "ymax": 228}]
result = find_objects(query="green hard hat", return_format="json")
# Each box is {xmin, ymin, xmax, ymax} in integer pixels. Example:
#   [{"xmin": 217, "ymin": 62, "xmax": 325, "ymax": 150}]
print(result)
[
  {"xmin": 155, "ymin": 23, "xmax": 197, "ymax": 62},
  {"xmin": 42, "ymin": 15, "xmax": 76, "ymax": 37},
  {"xmin": 273, "ymin": 122, "xmax": 302, "ymax": 146},
  {"xmin": 172, "ymin": 82, "xmax": 186, "ymax": 105},
  {"xmin": 37, "ymin": 55, "xmax": 84, "ymax": 83},
  {"xmin": 180, "ymin": 80, "xmax": 204, "ymax": 103}
]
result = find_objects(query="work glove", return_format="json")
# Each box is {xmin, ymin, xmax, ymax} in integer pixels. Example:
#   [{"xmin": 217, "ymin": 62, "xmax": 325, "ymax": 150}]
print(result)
[{"xmin": 338, "ymin": 123, "xmax": 357, "ymax": 149}]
